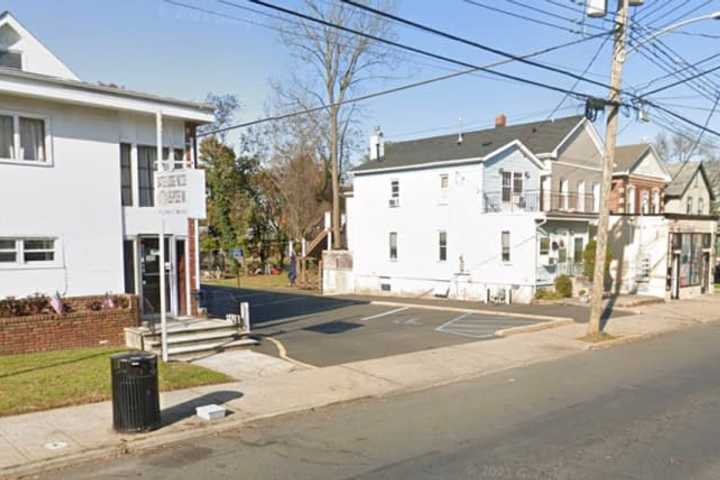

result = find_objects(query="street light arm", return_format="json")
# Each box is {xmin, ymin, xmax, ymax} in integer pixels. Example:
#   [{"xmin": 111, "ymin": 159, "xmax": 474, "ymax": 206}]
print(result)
[{"xmin": 625, "ymin": 12, "xmax": 720, "ymax": 58}]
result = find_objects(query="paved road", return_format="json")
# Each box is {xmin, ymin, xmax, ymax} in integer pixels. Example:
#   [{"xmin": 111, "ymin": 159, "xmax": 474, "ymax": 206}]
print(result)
[
  {"xmin": 202, "ymin": 285, "xmax": 547, "ymax": 366},
  {"xmin": 45, "ymin": 323, "xmax": 720, "ymax": 479}
]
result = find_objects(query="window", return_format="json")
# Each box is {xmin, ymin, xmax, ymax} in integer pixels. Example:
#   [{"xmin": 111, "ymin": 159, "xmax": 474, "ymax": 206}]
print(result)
[
  {"xmin": 502, "ymin": 171, "xmax": 512, "ymax": 202},
  {"xmin": 501, "ymin": 231, "xmax": 511, "ymax": 262},
  {"xmin": 163, "ymin": 147, "xmax": 186, "ymax": 170},
  {"xmin": 573, "ymin": 237, "xmax": 584, "ymax": 264},
  {"xmin": 560, "ymin": 178, "xmax": 569, "ymax": 210},
  {"xmin": 641, "ymin": 190, "xmax": 650, "ymax": 214},
  {"xmin": 390, "ymin": 180, "xmax": 400, "ymax": 207},
  {"xmin": 438, "ymin": 231, "xmax": 447, "ymax": 262},
  {"xmin": 0, "ymin": 112, "xmax": 49, "ymax": 163},
  {"xmin": 0, "ymin": 239, "xmax": 17, "ymax": 263},
  {"xmin": 513, "ymin": 172, "xmax": 523, "ymax": 196},
  {"xmin": 19, "ymin": 117, "xmax": 46, "ymax": 161},
  {"xmin": 120, "ymin": 143, "xmax": 133, "ymax": 206},
  {"xmin": 0, "ymin": 114, "xmax": 14, "ymax": 159},
  {"xmin": 389, "ymin": 232, "xmax": 398, "ymax": 261},
  {"xmin": 0, "ymin": 238, "xmax": 55, "ymax": 266},
  {"xmin": 0, "ymin": 49, "xmax": 22, "ymax": 69},
  {"xmin": 23, "ymin": 239, "xmax": 54, "ymax": 263},
  {"xmin": 539, "ymin": 237, "xmax": 550, "ymax": 255},
  {"xmin": 678, "ymin": 233, "xmax": 704, "ymax": 287},
  {"xmin": 137, "ymin": 145, "xmax": 157, "ymax": 207},
  {"xmin": 686, "ymin": 196, "xmax": 693, "ymax": 214},
  {"xmin": 627, "ymin": 185, "xmax": 636, "ymax": 214},
  {"xmin": 652, "ymin": 189, "xmax": 660, "ymax": 214},
  {"xmin": 698, "ymin": 198, "xmax": 704, "ymax": 215}
]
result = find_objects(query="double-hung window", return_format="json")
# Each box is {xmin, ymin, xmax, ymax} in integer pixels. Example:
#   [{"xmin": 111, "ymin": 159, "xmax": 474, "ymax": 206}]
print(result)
[
  {"xmin": 0, "ymin": 238, "xmax": 56, "ymax": 266},
  {"xmin": 686, "ymin": 196, "xmax": 693, "ymax": 214},
  {"xmin": 439, "ymin": 174, "xmax": 449, "ymax": 204},
  {"xmin": 390, "ymin": 180, "xmax": 400, "ymax": 207},
  {"xmin": 502, "ymin": 171, "xmax": 512, "ymax": 202},
  {"xmin": 120, "ymin": 143, "xmax": 133, "ymax": 206},
  {"xmin": 438, "ymin": 231, "xmax": 447, "ymax": 262},
  {"xmin": 501, "ymin": 231, "xmax": 511, "ymax": 262},
  {"xmin": 163, "ymin": 147, "xmax": 186, "ymax": 170},
  {"xmin": 137, "ymin": 145, "xmax": 157, "ymax": 207},
  {"xmin": 389, "ymin": 232, "xmax": 398, "ymax": 261},
  {"xmin": 0, "ymin": 112, "xmax": 49, "ymax": 164}
]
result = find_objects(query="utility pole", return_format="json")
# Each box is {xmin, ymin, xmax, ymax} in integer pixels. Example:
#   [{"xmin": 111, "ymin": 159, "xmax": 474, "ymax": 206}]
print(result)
[{"xmin": 588, "ymin": 0, "xmax": 630, "ymax": 336}]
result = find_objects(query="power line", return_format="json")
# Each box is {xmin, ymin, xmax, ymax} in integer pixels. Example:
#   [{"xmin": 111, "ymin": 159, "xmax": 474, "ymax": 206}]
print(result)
[
  {"xmin": 460, "ymin": 0, "xmax": 590, "ymax": 35},
  {"xmin": 631, "ymin": 50, "xmax": 720, "ymax": 93},
  {"xmin": 669, "ymin": 93, "xmax": 720, "ymax": 182},
  {"xmin": 498, "ymin": 0, "xmax": 605, "ymax": 31},
  {"xmin": 641, "ymin": 63, "xmax": 720, "ymax": 97},
  {"xmin": 340, "ymin": 0, "xmax": 619, "ymax": 93},
  {"xmin": 198, "ymin": 32, "xmax": 608, "ymax": 137},
  {"xmin": 334, "ymin": 0, "xmax": 720, "ymax": 139}
]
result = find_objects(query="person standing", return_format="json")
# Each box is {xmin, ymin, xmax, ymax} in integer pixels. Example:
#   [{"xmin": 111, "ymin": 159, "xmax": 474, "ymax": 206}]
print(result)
[{"xmin": 288, "ymin": 252, "xmax": 297, "ymax": 287}]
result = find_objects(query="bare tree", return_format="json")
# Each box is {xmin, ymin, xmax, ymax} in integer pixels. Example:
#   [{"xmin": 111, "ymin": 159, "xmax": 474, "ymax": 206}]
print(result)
[
  {"xmin": 276, "ymin": 0, "xmax": 398, "ymax": 248},
  {"xmin": 654, "ymin": 131, "xmax": 715, "ymax": 165}
]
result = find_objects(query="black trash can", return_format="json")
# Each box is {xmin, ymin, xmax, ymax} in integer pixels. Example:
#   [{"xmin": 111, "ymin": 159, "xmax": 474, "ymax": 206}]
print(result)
[{"xmin": 111, "ymin": 352, "xmax": 161, "ymax": 433}]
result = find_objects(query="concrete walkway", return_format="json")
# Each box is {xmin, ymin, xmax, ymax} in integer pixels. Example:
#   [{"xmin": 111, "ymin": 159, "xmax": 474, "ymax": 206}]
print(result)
[{"xmin": 2, "ymin": 294, "xmax": 719, "ymax": 478}]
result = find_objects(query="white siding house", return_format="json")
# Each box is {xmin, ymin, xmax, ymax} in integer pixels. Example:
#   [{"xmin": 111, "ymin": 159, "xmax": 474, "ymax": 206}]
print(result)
[
  {"xmin": 344, "ymin": 115, "xmax": 605, "ymax": 303},
  {"xmin": 0, "ymin": 12, "xmax": 214, "ymax": 318}
]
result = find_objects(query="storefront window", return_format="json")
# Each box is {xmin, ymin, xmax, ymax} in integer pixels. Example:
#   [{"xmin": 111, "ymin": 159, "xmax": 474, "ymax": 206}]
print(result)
[{"xmin": 678, "ymin": 233, "xmax": 705, "ymax": 288}]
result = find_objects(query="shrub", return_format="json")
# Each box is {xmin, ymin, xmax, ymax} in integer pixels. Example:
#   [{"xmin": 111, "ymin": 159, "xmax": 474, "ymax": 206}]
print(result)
[
  {"xmin": 583, "ymin": 240, "xmax": 613, "ymax": 279},
  {"xmin": 554, "ymin": 274, "xmax": 573, "ymax": 298}
]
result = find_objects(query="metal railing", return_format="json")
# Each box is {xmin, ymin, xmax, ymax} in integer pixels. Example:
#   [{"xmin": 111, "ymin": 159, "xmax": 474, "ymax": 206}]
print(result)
[
  {"xmin": 536, "ymin": 262, "xmax": 584, "ymax": 283},
  {"xmin": 482, "ymin": 190, "xmax": 597, "ymax": 214}
]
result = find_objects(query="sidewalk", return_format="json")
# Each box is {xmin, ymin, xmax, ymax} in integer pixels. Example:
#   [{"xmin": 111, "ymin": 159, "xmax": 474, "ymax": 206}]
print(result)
[{"xmin": 2, "ymin": 294, "xmax": 719, "ymax": 478}]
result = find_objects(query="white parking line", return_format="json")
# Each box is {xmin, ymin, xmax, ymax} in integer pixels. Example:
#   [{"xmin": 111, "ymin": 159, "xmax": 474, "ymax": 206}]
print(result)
[
  {"xmin": 361, "ymin": 307, "xmax": 409, "ymax": 321},
  {"xmin": 435, "ymin": 312, "xmax": 471, "ymax": 332}
]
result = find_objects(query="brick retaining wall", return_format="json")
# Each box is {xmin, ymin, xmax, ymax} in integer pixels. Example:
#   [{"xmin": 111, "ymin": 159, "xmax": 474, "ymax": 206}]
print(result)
[{"xmin": 0, "ymin": 295, "xmax": 140, "ymax": 355}]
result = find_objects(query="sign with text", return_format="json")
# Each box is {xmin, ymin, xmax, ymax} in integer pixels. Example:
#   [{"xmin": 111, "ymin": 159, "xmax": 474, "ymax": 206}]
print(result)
[{"xmin": 154, "ymin": 169, "xmax": 206, "ymax": 219}]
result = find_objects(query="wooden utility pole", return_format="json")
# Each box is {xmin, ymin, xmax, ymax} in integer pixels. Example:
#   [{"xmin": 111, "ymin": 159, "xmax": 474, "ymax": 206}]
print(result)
[{"xmin": 588, "ymin": 0, "xmax": 630, "ymax": 336}]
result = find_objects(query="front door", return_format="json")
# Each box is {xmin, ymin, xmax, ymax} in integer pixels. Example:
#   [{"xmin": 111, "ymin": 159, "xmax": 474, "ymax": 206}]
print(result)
[{"xmin": 140, "ymin": 237, "xmax": 171, "ymax": 316}]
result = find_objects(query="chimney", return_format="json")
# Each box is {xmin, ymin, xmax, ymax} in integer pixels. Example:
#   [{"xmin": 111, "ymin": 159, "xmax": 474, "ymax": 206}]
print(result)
[
  {"xmin": 369, "ymin": 126, "xmax": 384, "ymax": 161},
  {"xmin": 495, "ymin": 114, "xmax": 507, "ymax": 128}
]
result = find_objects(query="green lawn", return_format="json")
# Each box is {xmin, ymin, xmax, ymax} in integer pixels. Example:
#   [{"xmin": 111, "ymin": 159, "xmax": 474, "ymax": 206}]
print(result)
[
  {"xmin": 204, "ymin": 273, "xmax": 294, "ymax": 291},
  {"xmin": 0, "ymin": 347, "xmax": 231, "ymax": 417}
]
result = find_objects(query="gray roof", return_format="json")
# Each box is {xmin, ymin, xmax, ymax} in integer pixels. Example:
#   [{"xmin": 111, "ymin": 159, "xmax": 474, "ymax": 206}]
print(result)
[
  {"xmin": 353, "ymin": 115, "xmax": 585, "ymax": 173},
  {"xmin": 613, "ymin": 143, "xmax": 652, "ymax": 173},
  {"xmin": 666, "ymin": 162, "xmax": 715, "ymax": 199}
]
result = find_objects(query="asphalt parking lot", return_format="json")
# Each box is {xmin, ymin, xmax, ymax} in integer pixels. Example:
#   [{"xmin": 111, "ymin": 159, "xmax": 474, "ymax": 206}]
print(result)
[{"xmin": 203, "ymin": 285, "xmax": 555, "ymax": 367}]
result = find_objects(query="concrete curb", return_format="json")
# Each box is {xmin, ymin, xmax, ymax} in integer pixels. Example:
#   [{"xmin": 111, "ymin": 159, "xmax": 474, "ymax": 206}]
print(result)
[
  {"xmin": 496, "ymin": 318, "xmax": 575, "ymax": 337},
  {"xmin": 369, "ymin": 300, "xmax": 573, "ymax": 323}
]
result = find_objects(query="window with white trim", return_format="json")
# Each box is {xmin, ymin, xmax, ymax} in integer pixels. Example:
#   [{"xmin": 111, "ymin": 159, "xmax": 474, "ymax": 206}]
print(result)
[
  {"xmin": 137, "ymin": 145, "xmax": 157, "ymax": 207},
  {"xmin": 438, "ymin": 231, "xmax": 447, "ymax": 262},
  {"xmin": 0, "ymin": 49, "xmax": 22, "ymax": 69},
  {"xmin": 687, "ymin": 196, "xmax": 693, "ymax": 214},
  {"xmin": 389, "ymin": 232, "xmax": 398, "ymax": 260},
  {"xmin": 0, "ymin": 238, "xmax": 56, "ymax": 265},
  {"xmin": 698, "ymin": 198, "xmax": 704, "ymax": 215},
  {"xmin": 163, "ymin": 147, "xmax": 186, "ymax": 171},
  {"xmin": 0, "ymin": 112, "xmax": 49, "ymax": 164},
  {"xmin": 439, "ymin": 174, "xmax": 449, "ymax": 204},
  {"xmin": 501, "ymin": 231, "xmax": 511, "ymax": 262}
]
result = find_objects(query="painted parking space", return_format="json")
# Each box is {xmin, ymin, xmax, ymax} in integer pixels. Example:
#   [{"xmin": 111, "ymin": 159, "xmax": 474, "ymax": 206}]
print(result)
[
  {"xmin": 202, "ymin": 285, "xmax": 550, "ymax": 367},
  {"xmin": 436, "ymin": 313, "xmax": 540, "ymax": 339}
]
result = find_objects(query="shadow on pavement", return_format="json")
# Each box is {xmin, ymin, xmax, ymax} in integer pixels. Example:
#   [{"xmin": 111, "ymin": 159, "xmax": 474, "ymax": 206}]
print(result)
[
  {"xmin": 201, "ymin": 285, "xmax": 368, "ymax": 325},
  {"xmin": 162, "ymin": 390, "xmax": 243, "ymax": 427}
]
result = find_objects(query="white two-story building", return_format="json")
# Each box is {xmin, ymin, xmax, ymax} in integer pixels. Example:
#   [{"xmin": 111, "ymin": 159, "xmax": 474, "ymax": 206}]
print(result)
[
  {"xmin": 0, "ymin": 12, "xmax": 214, "ymax": 318},
  {"xmin": 345, "ymin": 114, "xmax": 606, "ymax": 303}
]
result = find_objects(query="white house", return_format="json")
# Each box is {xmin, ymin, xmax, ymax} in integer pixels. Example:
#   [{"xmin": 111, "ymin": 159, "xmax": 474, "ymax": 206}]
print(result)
[
  {"xmin": 0, "ymin": 12, "xmax": 214, "ymax": 319},
  {"xmin": 344, "ymin": 115, "xmax": 607, "ymax": 303}
]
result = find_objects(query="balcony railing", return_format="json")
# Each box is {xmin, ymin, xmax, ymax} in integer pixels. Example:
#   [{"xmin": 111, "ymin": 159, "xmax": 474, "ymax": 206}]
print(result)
[{"xmin": 482, "ymin": 190, "xmax": 597, "ymax": 214}]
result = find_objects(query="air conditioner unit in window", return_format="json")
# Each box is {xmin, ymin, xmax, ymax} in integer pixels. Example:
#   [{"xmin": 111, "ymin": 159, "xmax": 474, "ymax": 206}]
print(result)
[{"xmin": 389, "ymin": 198, "xmax": 399, "ymax": 208}]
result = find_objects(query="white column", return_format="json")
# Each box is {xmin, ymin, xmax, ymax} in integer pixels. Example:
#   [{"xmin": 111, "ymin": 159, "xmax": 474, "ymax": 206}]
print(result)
[{"xmin": 156, "ymin": 112, "xmax": 169, "ymax": 362}]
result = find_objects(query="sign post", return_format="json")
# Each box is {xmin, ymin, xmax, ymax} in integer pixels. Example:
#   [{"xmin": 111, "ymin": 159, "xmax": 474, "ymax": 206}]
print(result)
[{"xmin": 155, "ymin": 167, "xmax": 207, "ymax": 362}]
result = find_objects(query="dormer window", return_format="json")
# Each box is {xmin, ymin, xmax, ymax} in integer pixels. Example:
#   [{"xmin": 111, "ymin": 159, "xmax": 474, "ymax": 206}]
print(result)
[{"xmin": 0, "ymin": 49, "xmax": 22, "ymax": 70}]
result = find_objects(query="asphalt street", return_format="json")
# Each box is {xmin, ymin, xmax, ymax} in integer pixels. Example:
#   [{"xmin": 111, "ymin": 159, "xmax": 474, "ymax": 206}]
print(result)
[
  {"xmin": 43, "ymin": 322, "xmax": 720, "ymax": 480},
  {"xmin": 202, "ymin": 285, "xmax": 549, "ymax": 366}
]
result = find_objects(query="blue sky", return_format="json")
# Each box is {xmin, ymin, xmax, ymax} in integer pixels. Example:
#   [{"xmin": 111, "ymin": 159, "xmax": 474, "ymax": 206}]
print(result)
[{"xmin": 6, "ymin": 0, "xmax": 720, "ymax": 160}]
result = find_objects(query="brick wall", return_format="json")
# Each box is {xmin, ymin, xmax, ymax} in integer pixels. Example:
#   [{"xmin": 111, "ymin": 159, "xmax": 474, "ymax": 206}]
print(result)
[{"xmin": 0, "ymin": 295, "xmax": 140, "ymax": 355}]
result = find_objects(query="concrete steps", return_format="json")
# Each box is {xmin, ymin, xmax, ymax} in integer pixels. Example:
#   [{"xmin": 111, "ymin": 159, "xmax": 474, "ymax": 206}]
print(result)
[{"xmin": 125, "ymin": 319, "xmax": 258, "ymax": 360}]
